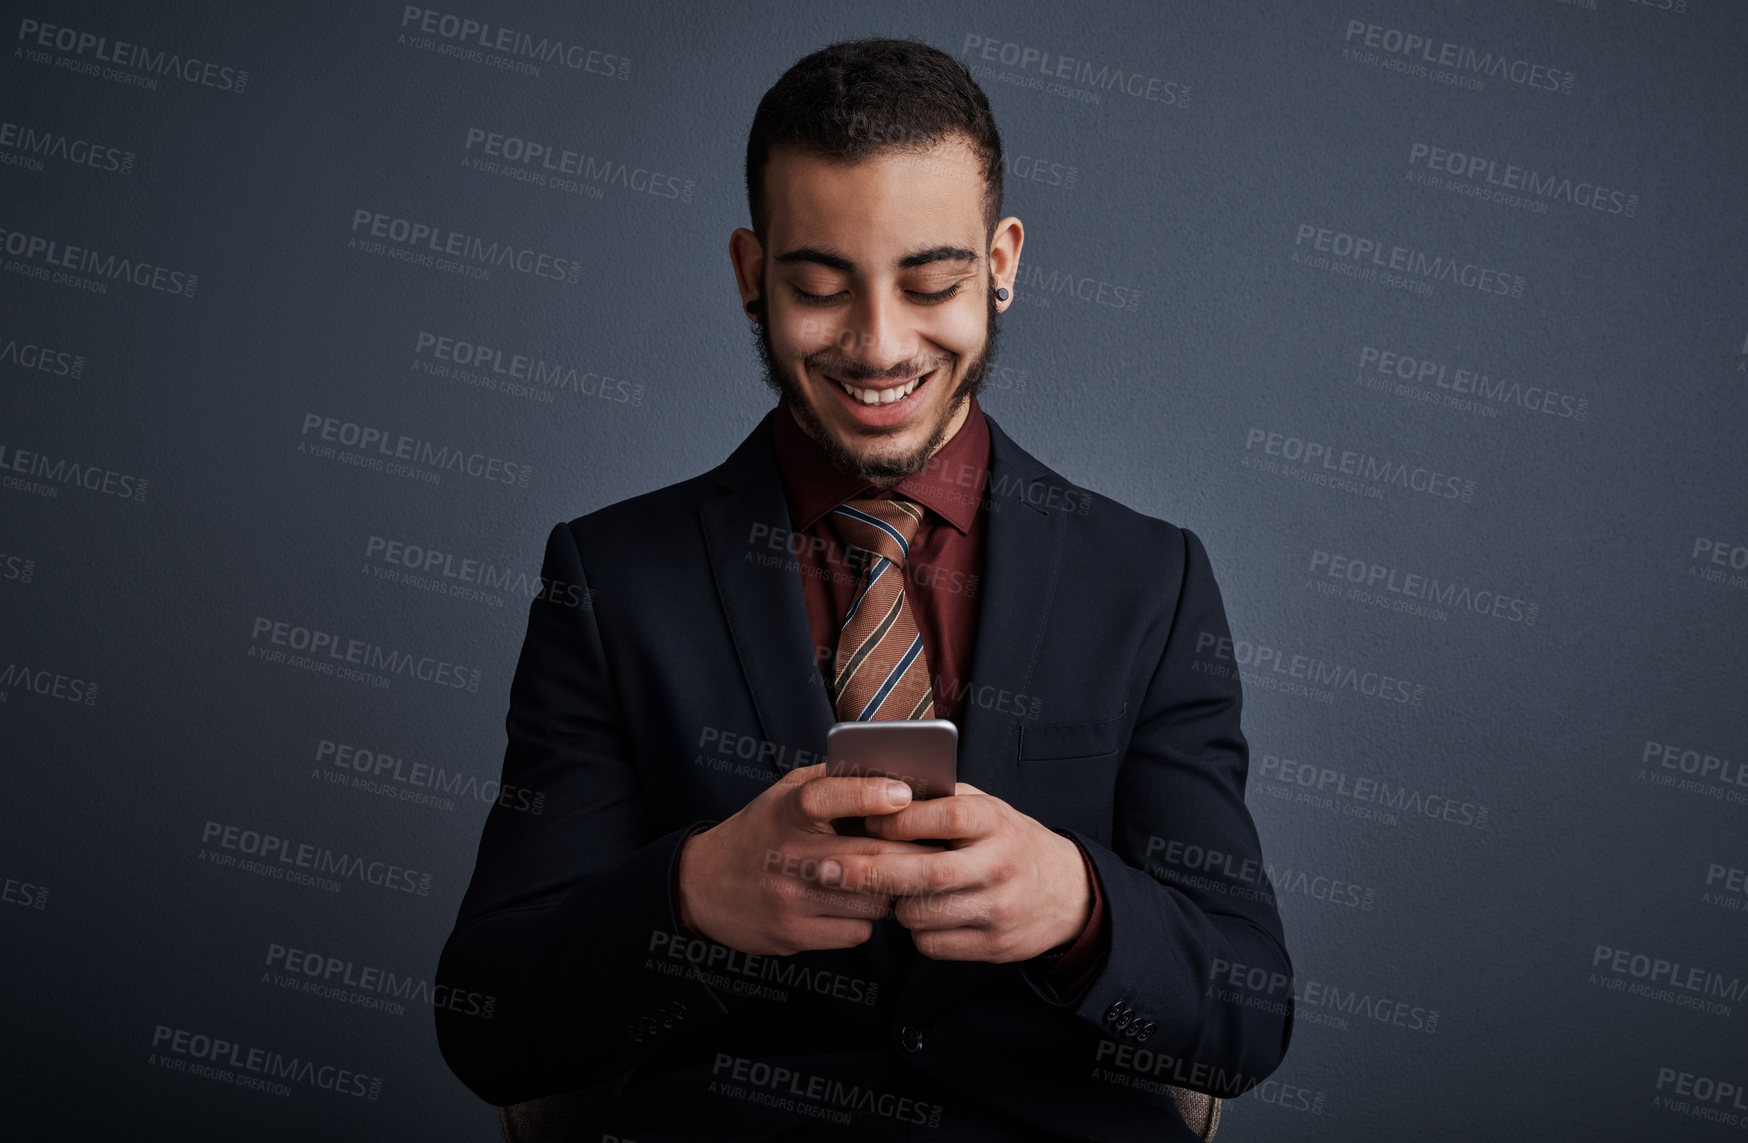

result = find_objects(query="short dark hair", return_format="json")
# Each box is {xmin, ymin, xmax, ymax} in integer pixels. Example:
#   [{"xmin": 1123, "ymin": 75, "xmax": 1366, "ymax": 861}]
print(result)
[{"xmin": 745, "ymin": 37, "xmax": 1004, "ymax": 247}]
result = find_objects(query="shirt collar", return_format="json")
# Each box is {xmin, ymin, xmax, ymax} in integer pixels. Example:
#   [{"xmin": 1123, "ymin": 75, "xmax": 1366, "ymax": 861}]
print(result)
[{"xmin": 771, "ymin": 390, "xmax": 990, "ymax": 535}]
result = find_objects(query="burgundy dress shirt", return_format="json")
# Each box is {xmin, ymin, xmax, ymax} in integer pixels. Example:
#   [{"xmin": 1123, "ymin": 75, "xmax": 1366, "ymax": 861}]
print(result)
[{"xmin": 672, "ymin": 393, "xmax": 1108, "ymax": 1005}]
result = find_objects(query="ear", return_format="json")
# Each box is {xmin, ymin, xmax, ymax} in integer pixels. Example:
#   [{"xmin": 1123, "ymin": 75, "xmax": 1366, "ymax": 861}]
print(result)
[
  {"xmin": 728, "ymin": 227, "xmax": 766, "ymax": 313},
  {"xmin": 987, "ymin": 216, "xmax": 1023, "ymax": 302}
]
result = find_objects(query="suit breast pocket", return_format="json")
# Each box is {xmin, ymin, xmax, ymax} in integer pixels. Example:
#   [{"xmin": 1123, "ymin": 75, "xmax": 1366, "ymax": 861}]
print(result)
[{"xmin": 1017, "ymin": 703, "xmax": 1128, "ymax": 762}]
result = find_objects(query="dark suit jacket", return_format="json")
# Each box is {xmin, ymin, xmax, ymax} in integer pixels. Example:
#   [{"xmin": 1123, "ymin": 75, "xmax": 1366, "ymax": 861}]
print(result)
[{"xmin": 435, "ymin": 406, "xmax": 1295, "ymax": 1142}]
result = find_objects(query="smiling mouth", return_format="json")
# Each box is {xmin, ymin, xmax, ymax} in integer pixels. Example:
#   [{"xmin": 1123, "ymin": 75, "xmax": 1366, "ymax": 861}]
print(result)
[{"xmin": 828, "ymin": 368, "xmax": 935, "ymax": 407}]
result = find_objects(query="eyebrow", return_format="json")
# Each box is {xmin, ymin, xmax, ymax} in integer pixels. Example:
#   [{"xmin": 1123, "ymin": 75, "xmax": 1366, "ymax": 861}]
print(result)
[{"xmin": 771, "ymin": 245, "xmax": 980, "ymax": 272}]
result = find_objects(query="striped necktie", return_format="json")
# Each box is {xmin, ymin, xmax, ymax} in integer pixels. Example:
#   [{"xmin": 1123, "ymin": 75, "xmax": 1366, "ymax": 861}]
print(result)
[{"xmin": 827, "ymin": 498, "xmax": 936, "ymax": 721}]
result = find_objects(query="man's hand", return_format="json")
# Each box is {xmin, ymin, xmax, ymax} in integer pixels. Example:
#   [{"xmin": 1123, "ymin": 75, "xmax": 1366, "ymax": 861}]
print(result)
[
  {"xmin": 817, "ymin": 781, "xmax": 1092, "ymax": 963},
  {"xmin": 675, "ymin": 762, "xmax": 943, "ymax": 956}
]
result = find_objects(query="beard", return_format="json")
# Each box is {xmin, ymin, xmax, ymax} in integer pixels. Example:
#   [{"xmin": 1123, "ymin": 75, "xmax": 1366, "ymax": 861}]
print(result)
[{"xmin": 750, "ymin": 279, "xmax": 1001, "ymax": 487}]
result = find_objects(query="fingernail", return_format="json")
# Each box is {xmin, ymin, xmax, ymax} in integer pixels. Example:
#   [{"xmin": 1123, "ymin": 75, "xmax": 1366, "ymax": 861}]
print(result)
[
  {"xmin": 820, "ymin": 860, "xmax": 842, "ymax": 885},
  {"xmin": 886, "ymin": 781, "xmax": 911, "ymax": 805}
]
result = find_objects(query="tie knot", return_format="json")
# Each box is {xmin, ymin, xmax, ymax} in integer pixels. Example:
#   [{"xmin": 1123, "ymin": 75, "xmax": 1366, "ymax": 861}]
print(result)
[{"xmin": 829, "ymin": 497, "xmax": 925, "ymax": 568}]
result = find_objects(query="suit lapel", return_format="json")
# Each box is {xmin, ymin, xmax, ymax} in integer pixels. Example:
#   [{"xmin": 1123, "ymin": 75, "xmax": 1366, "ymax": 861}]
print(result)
[
  {"xmin": 699, "ymin": 407, "xmax": 839, "ymax": 775},
  {"xmin": 952, "ymin": 413, "xmax": 1063, "ymax": 802}
]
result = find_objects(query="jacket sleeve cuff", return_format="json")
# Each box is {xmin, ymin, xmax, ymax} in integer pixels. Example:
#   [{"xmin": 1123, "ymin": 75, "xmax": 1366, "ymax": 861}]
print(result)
[{"xmin": 672, "ymin": 823, "xmax": 714, "ymax": 940}]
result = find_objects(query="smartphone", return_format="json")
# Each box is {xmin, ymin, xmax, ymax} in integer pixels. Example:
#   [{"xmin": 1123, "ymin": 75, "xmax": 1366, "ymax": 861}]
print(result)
[{"xmin": 824, "ymin": 719, "xmax": 958, "ymax": 839}]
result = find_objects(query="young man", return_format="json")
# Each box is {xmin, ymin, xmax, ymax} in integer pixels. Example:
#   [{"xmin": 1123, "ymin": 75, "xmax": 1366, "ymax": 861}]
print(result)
[{"xmin": 437, "ymin": 37, "xmax": 1293, "ymax": 1142}]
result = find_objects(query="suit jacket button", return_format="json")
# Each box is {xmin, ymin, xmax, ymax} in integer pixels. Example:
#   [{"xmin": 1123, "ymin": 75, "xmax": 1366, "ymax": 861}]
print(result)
[
  {"xmin": 1138, "ymin": 1021, "xmax": 1155, "ymax": 1042},
  {"xmin": 899, "ymin": 1025, "xmax": 924, "ymax": 1053},
  {"xmin": 1104, "ymin": 1000, "xmax": 1130, "ymax": 1025}
]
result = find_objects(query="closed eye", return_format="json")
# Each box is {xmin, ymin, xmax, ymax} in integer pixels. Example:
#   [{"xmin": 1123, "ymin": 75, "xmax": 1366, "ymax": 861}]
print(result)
[{"xmin": 790, "ymin": 283, "xmax": 963, "ymax": 306}]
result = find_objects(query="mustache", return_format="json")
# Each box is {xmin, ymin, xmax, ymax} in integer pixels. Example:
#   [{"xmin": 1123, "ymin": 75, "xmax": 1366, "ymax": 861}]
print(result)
[{"xmin": 809, "ymin": 359, "xmax": 948, "ymax": 383}]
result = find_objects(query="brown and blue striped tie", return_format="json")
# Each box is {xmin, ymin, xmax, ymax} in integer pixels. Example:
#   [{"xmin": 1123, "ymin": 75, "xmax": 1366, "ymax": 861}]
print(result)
[{"xmin": 827, "ymin": 498, "xmax": 936, "ymax": 721}]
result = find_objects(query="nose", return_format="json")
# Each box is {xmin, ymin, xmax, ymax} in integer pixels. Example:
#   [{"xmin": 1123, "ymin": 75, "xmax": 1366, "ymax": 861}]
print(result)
[{"xmin": 832, "ymin": 291, "xmax": 919, "ymax": 379}]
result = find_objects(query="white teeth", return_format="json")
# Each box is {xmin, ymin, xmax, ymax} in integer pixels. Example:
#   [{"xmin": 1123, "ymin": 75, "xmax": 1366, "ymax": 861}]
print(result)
[{"xmin": 837, "ymin": 372, "xmax": 926, "ymax": 406}]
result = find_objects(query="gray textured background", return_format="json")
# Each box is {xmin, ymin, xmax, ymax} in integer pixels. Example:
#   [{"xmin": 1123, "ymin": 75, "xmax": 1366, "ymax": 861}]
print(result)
[{"xmin": 3, "ymin": 1, "xmax": 1745, "ymax": 1139}]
